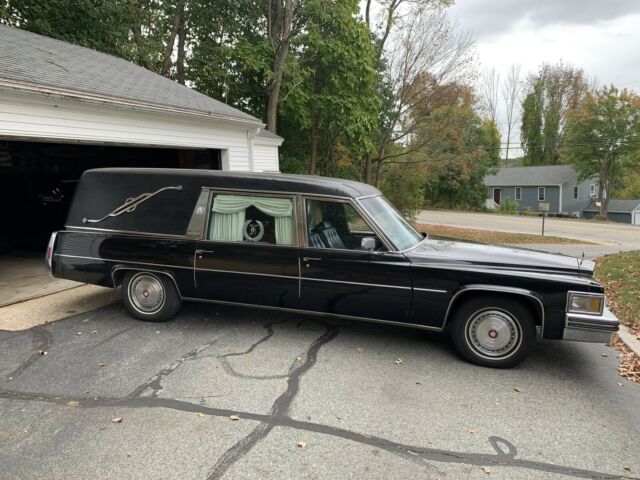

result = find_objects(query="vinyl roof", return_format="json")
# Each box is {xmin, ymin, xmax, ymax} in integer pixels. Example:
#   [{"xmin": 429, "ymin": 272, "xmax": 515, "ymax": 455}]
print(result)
[
  {"xmin": 0, "ymin": 25, "xmax": 262, "ymax": 125},
  {"xmin": 84, "ymin": 168, "xmax": 381, "ymax": 198},
  {"xmin": 484, "ymin": 165, "xmax": 576, "ymax": 187}
]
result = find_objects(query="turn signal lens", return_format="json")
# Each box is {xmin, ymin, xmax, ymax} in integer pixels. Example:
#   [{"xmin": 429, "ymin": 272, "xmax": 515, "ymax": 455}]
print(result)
[{"xmin": 568, "ymin": 293, "xmax": 604, "ymax": 315}]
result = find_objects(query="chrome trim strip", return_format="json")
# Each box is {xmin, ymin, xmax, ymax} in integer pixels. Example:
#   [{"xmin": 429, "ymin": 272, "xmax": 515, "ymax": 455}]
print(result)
[
  {"xmin": 54, "ymin": 253, "xmax": 194, "ymax": 271},
  {"xmin": 55, "ymin": 253, "xmax": 411, "ymax": 291},
  {"xmin": 111, "ymin": 266, "xmax": 182, "ymax": 297},
  {"xmin": 202, "ymin": 186, "xmax": 352, "ymax": 200},
  {"xmin": 181, "ymin": 297, "xmax": 444, "ymax": 332},
  {"xmin": 186, "ymin": 189, "xmax": 211, "ymax": 239},
  {"xmin": 301, "ymin": 276, "xmax": 411, "ymax": 290},
  {"xmin": 64, "ymin": 226, "xmax": 192, "ymax": 240},
  {"xmin": 414, "ymin": 287, "xmax": 448, "ymax": 293},
  {"xmin": 83, "ymin": 185, "xmax": 183, "ymax": 224},
  {"xmin": 442, "ymin": 285, "xmax": 545, "ymax": 334}
]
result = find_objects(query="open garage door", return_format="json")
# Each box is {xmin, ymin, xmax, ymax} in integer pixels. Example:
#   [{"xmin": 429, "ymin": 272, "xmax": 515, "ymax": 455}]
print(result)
[{"xmin": 0, "ymin": 140, "xmax": 221, "ymax": 253}]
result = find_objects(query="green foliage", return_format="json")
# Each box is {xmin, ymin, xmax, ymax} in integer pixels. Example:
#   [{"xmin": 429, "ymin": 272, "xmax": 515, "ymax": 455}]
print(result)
[
  {"xmin": 564, "ymin": 85, "xmax": 640, "ymax": 216},
  {"xmin": 407, "ymin": 87, "xmax": 501, "ymax": 210},
  {"xmin": 520, "ymin": 63, "xmax": 589, "ymax": 165},
  {"xmin": 498, "ymin": 198, "xmax": 518, "ymax": 214},
  {"xmin": 380, "ymin": 164, "xmax": 425, "ymax": 221}
]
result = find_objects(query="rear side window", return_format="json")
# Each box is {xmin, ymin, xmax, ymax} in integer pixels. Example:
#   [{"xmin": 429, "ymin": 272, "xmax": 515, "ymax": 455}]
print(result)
[{"xmin": 207, "ymin": 194, "xmax": 295, "ymax": 245}]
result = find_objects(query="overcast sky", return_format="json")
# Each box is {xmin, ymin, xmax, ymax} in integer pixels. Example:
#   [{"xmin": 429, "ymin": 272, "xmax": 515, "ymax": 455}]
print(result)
[
  {"xmin": 448, "ymin": 0, "xmax": 640, "ymax": 88},
  {"xmin": 446, "ymin": 0, "xmax": 640, "ymax": 156}
]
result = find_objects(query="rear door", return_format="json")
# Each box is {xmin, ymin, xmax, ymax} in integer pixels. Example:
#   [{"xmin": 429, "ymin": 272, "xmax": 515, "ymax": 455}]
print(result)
[
  {"xmin": 193, "ymin": 191, "xmax": 300, "ymax": 309},
  {"xmin": 298, "ymin": 197, "xmax": 412, "ymax": 322}
]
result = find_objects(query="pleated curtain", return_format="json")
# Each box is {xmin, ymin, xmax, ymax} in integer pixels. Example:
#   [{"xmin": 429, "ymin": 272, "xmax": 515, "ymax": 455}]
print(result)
[{"xmin": 209, "ymin": 195, "xmax": 294, "ymax": 245}]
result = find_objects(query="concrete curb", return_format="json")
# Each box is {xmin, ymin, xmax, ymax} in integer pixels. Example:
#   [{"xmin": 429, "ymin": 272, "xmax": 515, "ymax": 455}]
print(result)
[{"xmin": 617, "ymin": 325, "xmax": 640, "ymax": 358}]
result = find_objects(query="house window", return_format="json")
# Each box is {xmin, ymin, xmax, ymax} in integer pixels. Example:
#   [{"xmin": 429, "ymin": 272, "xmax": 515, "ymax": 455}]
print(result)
[
  {"xmin": 538, "ymin": 187, "xmax": 545, "ymax": 201},
  {"xmin": 590, "ymin": 184, "xmax": 596, "ymax": 198},
  {"xmin": 573, "ymin": 186, "xmax": 578, "ymax": 200},
  {"xmin": 515, "ymin": 187, "xmax": 522, "ymax": 201}
]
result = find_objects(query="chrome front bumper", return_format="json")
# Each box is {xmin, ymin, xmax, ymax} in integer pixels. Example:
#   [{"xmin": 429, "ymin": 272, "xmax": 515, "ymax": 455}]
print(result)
[{"xmin": 563, "ymin": 307, "xmax": 620, "ymax": 343}]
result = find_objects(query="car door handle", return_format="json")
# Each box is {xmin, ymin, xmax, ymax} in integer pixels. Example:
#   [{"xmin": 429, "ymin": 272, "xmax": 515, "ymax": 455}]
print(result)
[
  {"xmin": 302, "ymin": 257, "xmax": 321, "ymax": 262},
  {"xmin": 195, "ymin": 249, "xmax": 214, "ymax": 258}
]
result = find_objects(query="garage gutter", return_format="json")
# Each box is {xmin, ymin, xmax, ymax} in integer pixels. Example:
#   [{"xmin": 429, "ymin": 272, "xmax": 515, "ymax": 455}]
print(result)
[{"xmin": 0, "ymin": 79, "xmax": 265, "ymax": 129}]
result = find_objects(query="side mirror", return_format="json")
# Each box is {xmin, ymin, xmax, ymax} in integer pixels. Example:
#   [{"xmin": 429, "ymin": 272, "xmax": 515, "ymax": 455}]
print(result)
[{"xmin": 360, "ymin": 236, "xmax": 376, "ymax": 252}]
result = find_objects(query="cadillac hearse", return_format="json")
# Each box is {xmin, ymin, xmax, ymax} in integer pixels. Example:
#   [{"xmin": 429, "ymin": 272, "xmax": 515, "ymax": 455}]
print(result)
[{"xmin": 46, "ymin": 168, "xmax": 619, "ymax": 368}]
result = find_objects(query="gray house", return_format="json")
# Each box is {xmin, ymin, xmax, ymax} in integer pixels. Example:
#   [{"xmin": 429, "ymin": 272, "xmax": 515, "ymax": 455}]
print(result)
[
  {"xmin": 583, "ymin": 199, "xmax": 640, "ymax": 225},
  {"xmin": 484, "ymin": 165, "xmax": 598, "ymax": 216}
]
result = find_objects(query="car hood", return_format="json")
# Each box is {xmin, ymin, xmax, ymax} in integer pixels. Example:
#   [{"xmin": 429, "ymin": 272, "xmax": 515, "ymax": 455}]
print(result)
[{"xmin": 406, "ymin": 239, "xmax": 595, "ymax": 276}]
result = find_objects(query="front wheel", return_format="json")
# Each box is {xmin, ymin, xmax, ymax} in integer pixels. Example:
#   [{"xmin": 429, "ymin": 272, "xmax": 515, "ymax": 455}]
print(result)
[
  {"xmin": 450, "ymin": 296, "xmax": 536, "ymax": 368},
  {"xmin": 121, "ymin": 271, "xmax": 181, "ymax": 322}
]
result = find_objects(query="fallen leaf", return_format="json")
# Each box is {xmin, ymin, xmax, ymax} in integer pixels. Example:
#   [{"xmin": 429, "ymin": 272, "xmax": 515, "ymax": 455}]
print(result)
[
  {"xmin": 67, "ymin": 400, "xmax": 79, "ymax": 408},
  {"xmin": 416, "ymin": 381, "xmax": 422, "ymax": 385},
  {"xmin": 196, "ymin": 413, "xmax": 205, "ymax": 417},
  {"xmin": 624, "ymin": 466, "xmax": 631, "ymax": 471},
  {"xmin": 224, "ymin": 346, "xmax": 231, "ymax": 351},
  {"xmin": 75, "ymin": 332, "xmax": 82, "ymax": 336},
  {"xmin": 601, "ymin": 353, "xmax": 608, "ymax": 357},
  {"xmin": 394, "ymin": 358, "xmax": 404, "ymax": 365},
  {"xmin": 297, "ymin": 441, "xmax": 307, "ymax": 449},
  {"xmin": 356, "ymin": 346, "xmax": 365, "ymax": 353},
  {"xmin": 229, "ymin": 415, "xmax": 240, "ymax": 421},
  {"xmin": 617, "ymin": 382, "xmax": 624, "ymax": 387},
  {"xmin": 37, "ymin": 350, "xmax": 47, "ymax": 356},
  {"xmin": 155, "ymin": 331, "xmax": 160, "ymax": 334},
  {"xmin": 111, "ymin": 417, "xmax": 123, "ymax": 423},
  {"xmin": 482, "ymin": 466, "xmax": 491, "ymax": 475},
  {"xmin": 513, "ymin": 387, "xmax": 525, "ymax": 393},
  {"xmin": 468, "ymin": 428, "xmax": 480, "ymax": 434},
  {"xmin": 91, "ymin": 330, "xmax": 97, "ymax": 335},
  {"xmin": 98, "ymin": 363, "xmax": 106, "ymax": 367},
  {"xmin": 495, "ymin": 400, "xmax": 501, "ymax": 406}
]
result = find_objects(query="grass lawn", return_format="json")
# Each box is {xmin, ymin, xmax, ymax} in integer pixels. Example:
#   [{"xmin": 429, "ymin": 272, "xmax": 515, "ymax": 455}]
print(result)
[
  {"xmin": 415, "ymin": 223, "xmax": 593, "ymax": 245},
  {"xmin": 595, "ymin": 251, "xmax": 640, "ymax": 331}
]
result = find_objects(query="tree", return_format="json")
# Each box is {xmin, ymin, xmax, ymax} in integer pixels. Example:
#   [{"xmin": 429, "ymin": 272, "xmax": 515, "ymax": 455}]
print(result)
[
  {"xmin": 564, "ymin": 85, "xmax": 640, "ymax": 218},
  {"xmin": 390, "ymin": 83, "xmax": 500, "ymax": 209},
  {"xmin": 520, "ymin": 62, "xmax": 589, "ymax": 165},
  {"xmin": 365, "ymin": 5, "xmax": 475, "ymax": 186},
  {"xmin": 479, "ymin": 67, "xmax": 500, "ymax": 124},
  {"xmin": 265, "ymin": 0, "xmax": 299, "ymax": 133},
  {"xmin": 501, "ymin": 64, "xmax": 521, "ymax": 165}
]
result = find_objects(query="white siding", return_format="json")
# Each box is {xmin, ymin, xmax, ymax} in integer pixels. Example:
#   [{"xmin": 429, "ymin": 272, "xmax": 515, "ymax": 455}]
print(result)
[
  {"xmin": 0, "ymin": 91, "xmax": 261, "ymax": 171},
  {"xmin": 252, "ymin": 143, "xmax": 280, "ymax": 172}
]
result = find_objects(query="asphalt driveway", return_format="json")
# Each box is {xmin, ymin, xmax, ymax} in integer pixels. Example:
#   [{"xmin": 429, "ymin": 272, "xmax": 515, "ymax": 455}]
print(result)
[
  {"xmin": 417, "ymin": 210, "xmax": 640, "ymax": 254},
  {"xmin": 1, "ymin": 303, "xmax": 639, "ymax": 480}
]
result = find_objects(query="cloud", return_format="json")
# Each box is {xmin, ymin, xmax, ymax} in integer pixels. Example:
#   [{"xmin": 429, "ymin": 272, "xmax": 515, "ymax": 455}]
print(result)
[{"xmin": 449, "ymin": 0, "xmax": 640, "ymax": 39}]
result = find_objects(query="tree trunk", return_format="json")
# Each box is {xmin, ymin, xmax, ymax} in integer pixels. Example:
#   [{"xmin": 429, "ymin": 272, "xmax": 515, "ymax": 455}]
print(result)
[
  {"xmin": 176, "ymin": 2, "xmax": 186, "ymax": 85},
  {"xmin": 309, "ymin": 108, "xmax": 318, "ymax": 175},
  {"xmin": 266, "ymin": 0, "xmax": 297, "ymax": 133},
  {"xmin": 161, "ymin": 0, "xmax": 185, "ymax": 77},
  {"xmin": 364, "ymin": 154, "xmax": 372, "ymax": 184},
  {"xmin": 374, "ymin": 144, "xmax": 387, "ymax": 188}
]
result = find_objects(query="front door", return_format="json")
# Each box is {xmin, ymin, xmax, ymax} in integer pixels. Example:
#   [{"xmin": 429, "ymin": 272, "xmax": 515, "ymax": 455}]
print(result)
[
  {"xmin": 493, "ymin": 188, "xmax": 501, "ymax": 205},
  {"xmin": 298, "ymin": 198, "xmax": 412, "ymax": 322},
  {"xmin": 193, "ymin": 192, "xmax": 300, "ymax": 309}
]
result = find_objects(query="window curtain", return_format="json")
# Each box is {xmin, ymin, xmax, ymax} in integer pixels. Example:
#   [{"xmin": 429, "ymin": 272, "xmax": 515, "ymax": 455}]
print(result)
[{"xmin": 209, "ymin": 195, "xmax": 294, "ymax": 245}]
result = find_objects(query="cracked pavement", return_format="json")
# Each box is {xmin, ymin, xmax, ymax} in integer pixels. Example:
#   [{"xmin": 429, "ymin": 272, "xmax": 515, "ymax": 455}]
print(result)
[{"xmin": 1, "ymin": 303, "xmax": 639, "ymax": 479}]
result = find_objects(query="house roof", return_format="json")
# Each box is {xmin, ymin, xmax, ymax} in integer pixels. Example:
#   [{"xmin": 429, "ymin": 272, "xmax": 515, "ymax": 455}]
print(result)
[
  {"xmin": 0, "ymin": 25, "xmax": 261, "ymax": 125},
  {"xmin": 256, "ymin": 128, "xmax": 283, "ymax": 141},
  {"xmin": 484, "ymin": 165, "xmax": 576, "ymax": 187},
  {"xmin": 583, "ymin": 199, "xmax": 640, "ymax": 214}
]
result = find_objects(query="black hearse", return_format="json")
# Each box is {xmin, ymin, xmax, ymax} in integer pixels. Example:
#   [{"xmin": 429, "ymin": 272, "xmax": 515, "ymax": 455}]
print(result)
[{"xmin": 46, "ymin": 168, "xmax": 619, "ymax": 368}]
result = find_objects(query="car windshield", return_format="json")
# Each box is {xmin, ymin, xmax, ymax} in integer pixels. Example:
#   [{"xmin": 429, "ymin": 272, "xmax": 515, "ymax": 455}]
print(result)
[{"xmin": 359, "ymin": 196, "xmax": 423, "ymax": 250}]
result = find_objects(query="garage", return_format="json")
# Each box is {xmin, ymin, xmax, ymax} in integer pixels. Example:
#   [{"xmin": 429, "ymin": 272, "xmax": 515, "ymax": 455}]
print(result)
[
  {"xmin": 582, "ymin": 199, "xmax": 640, "ymax": 225},
  {"xmin": 0, "ymin": 25, "xmax": 282, "ymax": 253}
]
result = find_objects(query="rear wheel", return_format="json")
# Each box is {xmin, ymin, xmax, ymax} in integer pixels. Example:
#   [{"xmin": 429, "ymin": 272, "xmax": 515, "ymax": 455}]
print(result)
[
  {"xmin": 450, "ymin": 296, "xmax": 536, "ymax": 368},
  {"xmin": 121, "ymin": 271, "xmax": 181, "ymax": 322}
]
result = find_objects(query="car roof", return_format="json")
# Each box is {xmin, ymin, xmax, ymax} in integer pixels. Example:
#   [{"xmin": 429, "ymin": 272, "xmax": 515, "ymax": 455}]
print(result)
[{"xmin": 83, "ymin": 168, "xmax": 381, "ymax": 199}]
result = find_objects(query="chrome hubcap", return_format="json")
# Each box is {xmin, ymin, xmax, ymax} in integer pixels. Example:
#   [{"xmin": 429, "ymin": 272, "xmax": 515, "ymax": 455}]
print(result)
[
  {"xmin": 467, "ymin": 310, "xmax": 520, "ymax": 358},
  {"xmin": 129, "ymin": 274, "xmax": 164, "ymax": 314}
]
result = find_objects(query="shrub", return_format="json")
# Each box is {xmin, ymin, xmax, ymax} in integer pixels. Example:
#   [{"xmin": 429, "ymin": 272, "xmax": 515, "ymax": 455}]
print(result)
[
  {"xmin": 380, "ymin": 164, "xmax": 425, "ymax": 221},
  {"xmin": 498, "ymin": 198, "xmax": 518, "ymax": 214}
]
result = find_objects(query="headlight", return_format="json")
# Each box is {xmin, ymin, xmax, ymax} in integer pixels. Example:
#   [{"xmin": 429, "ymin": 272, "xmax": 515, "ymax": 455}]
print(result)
[{"xmin": 567, "ymin": 292, "xmax": 604, "ymax": 315}]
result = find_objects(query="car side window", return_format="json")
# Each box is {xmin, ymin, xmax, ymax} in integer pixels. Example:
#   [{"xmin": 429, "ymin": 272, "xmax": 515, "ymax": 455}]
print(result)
[
  {"xmin": 207, "ymin": 194, "xmax": 295, "ymax": 246},
  {"xmin": 305, "ymin": 199, "xmax": 386, "ymax": 251}
]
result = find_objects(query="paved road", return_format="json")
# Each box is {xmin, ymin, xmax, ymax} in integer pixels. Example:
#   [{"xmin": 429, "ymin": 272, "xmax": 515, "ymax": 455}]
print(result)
[
  {"xmin": 1, "ymin": 303, "xmax": 639, "ymax": 479},
  {"xmin": 417, "ymin": 210, "xmax": 640, "ymax": 253}
]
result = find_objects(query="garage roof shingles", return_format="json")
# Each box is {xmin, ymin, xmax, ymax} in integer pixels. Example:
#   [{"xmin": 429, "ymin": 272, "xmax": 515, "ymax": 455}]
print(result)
[{"xmin": 0, "ymin": 25, "xmax": 260, "ymax": 124}]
